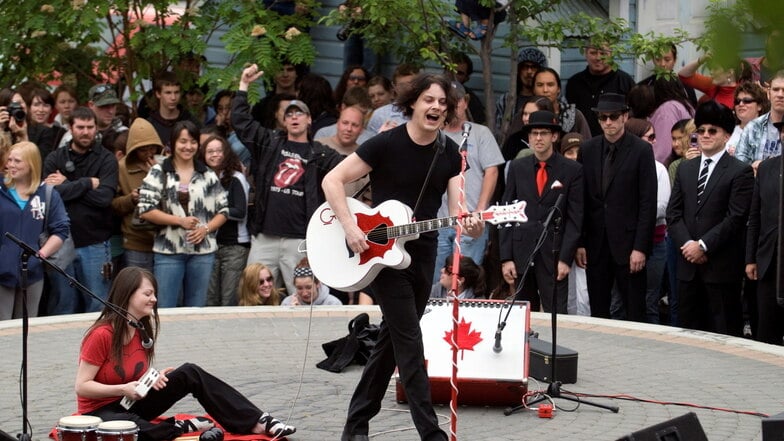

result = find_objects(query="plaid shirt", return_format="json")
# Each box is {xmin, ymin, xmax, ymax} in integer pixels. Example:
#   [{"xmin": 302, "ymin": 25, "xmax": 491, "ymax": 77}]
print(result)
[{"xmin": 735, "ymin": 112, "xmax": 782, "ymax": 164}]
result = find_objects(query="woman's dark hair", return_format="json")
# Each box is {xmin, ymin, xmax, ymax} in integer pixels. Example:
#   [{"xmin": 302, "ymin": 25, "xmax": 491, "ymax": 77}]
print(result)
[
  {"xmin": 734, "ymin": 81, "xmax": 770, "ymax": 115},
  {"xmin": 0, "ymin": 88, "xmax": 16, "ymax": 107},
  {"xmin": 170, "ymin": 120, "xmax": 200, "ymax": 155},
  {"xmin": 84, "ymin": 267, "xmax": 160, "ymax": 364},
  {"xmin": 504, "ymin": 95, "xmax": 554, "ymax": 143},
  {"xmin": 297, "ymin": 73, "xmax": 338, "ymax": 120},
  {"xmin": 624, "ymin": 117, "xmax": 653, "ymax": 139},
  {"xmin": 53, "ymin": 84, "xmax": 78, "ymax": 104},
  {"xmin": 334, "ymin": 65, "xmax": 370, "ymax": 104},
  {"xmin": 395, "ymin": 73, "xmax": 457, "ymax": 124},
  {"xmin": 199, "ymin": 135, "xmax": 243, "ymax": 188},
  {"xmin": 25, "ymin": 87, "xmax": 55, "ymax": 109},
  {"xmin": 446, "ymin": 256, "xmax": 486, "ymax": 298},
  {"xmin": 652, "ymin": 77, "xmax": 694, "ymax": 114},
  {"xmin": 626, "ymin": 84, "xmax": 656, "ymax": 119}
]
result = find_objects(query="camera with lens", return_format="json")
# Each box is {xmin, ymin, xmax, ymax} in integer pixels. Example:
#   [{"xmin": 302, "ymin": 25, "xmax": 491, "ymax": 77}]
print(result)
[
  {"xmin": 336, "ymin": 22, "xmax": 356, "ymax": 41},
  {"xmin": 7, "ymin": 102, "xmax": 26, "ymax": 123}
]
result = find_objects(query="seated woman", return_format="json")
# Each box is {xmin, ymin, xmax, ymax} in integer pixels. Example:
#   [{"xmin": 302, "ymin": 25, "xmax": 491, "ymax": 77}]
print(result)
[
  {"xmin": 238, "ymin": 263, "xmax": 282, "ymax": 306},
  {"xmin": 281, "ymin": 266, "xmax": 342, "ymax": 306},
  {"xmin": 430, "ymin": 256, "xmax": 486, "ymax": 300},
  {"xmin": 74, "ymin": 267, "xmax": 295, "ymax": 440}
]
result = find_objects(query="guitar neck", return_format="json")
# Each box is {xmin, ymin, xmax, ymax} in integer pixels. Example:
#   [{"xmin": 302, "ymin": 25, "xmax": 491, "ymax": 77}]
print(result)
[{"xmin": 388, "ymin": 213, "xmax": 479, "ymax": 238}]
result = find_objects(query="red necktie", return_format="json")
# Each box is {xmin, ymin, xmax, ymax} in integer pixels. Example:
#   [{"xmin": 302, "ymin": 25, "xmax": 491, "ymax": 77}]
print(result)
[{"xmin": 536, "ymin": 161, "xmax": 547, "ymax": 196}]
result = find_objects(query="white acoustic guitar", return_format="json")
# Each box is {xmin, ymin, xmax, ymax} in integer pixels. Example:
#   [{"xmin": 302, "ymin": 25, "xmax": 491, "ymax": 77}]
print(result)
[{"xmin": 306, "ymin": 198, "xmax": 527, "ymax": 291}]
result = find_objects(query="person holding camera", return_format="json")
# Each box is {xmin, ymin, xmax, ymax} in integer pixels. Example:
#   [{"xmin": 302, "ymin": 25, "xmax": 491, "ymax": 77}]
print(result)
[
  {"xmin": 43, "ymin": 106, "xmax": 119, "ymax": 315},
  {"xmin": 0, "ymin": 88, "xmax": 33, "ymax": 161}
]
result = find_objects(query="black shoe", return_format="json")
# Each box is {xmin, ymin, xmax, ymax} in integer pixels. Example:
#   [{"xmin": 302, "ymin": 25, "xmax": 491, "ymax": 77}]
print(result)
[{"xmin": 199, "ymin": 428, "xmax": 224, "ymax": 441}]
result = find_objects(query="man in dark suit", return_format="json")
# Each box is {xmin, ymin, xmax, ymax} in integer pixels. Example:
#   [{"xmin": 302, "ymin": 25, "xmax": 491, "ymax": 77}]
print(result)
[
  {"xmin": 667, "ymin": 101, "xmax": 754, "ymax": 336},
  {"xmin": 500, "ymin": 111, "xmax": 584, "ymax": 313},
  {"xmin": 575, "ymin": 93, "xmax": 657, "ymax": 321},
  {"xmin": 745, "ymin": 120, "xmax": 784, "ymax": 345}
]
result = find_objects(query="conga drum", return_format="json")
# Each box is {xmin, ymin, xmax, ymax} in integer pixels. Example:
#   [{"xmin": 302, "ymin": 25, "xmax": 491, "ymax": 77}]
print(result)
[
  {"xmin": 96, "ymin": 420, "xmax": 138, "ymax": 441},
  {"xmin": 56, "ymin": 415, "xmax": 102, "ymax": 441}
]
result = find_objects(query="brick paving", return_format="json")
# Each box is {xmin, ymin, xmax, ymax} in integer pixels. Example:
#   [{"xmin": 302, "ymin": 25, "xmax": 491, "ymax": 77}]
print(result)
[{"xmin": 1, "ymin": 306, "xmax": 782, "ymax": 440}]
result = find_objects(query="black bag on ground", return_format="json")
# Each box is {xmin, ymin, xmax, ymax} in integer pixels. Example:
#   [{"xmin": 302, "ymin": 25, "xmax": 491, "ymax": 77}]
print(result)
[{"xmin": 317, "ymin": 313, "xmax": 379, "ymax": 373}]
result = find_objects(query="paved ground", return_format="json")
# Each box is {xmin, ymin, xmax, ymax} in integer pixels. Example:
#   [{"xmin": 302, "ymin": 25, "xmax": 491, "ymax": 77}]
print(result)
[{"xmin": 1, "ymin": 305, "xmax": 783, "ymax": 441}]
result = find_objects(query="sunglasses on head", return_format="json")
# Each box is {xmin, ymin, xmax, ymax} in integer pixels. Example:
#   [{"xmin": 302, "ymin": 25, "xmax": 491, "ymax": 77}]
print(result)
[
  {"xmin": 597, "ymin": 113, "xmax": 622, "ymax": 122},
  {"xmin": 734, "ymin": 97, "xmax": 756, "ymax": 106},
  {"xmin": 696, "ymin": 127, "xmax": 720, "ymax": 136}
]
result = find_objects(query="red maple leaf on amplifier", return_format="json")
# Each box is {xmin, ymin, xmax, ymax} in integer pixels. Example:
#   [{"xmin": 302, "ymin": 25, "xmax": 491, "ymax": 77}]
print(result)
[{"xmin": 443, "ymin": 317, "xmax": 483, "ymax": 360}]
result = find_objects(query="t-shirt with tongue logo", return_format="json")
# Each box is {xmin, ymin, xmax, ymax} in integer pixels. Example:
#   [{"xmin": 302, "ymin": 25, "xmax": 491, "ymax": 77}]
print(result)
[{"xmin": 262, "ymin": 140, "xmax": 310, "ymax": 238}]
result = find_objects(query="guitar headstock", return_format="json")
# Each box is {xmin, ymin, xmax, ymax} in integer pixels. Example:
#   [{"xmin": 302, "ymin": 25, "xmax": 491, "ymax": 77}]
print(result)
[{"xmin": 482, "ymin": 201, "xmax": 528, "ymax": 225}]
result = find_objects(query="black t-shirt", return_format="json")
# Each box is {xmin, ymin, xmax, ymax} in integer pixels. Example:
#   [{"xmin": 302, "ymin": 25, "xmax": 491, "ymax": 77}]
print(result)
[
  {"xmin": 356, "ymin": 124, "xmax": 461, "ymax": 226},
  {"xmin": 262, "ymin": 140, "xmax": 310, "ymax": 238}
]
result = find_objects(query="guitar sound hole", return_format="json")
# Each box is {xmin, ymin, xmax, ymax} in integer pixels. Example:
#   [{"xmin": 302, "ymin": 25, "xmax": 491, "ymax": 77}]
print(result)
[{"xmin": 366, "ymin": 224, "xmax": 389, "ymax": 245}]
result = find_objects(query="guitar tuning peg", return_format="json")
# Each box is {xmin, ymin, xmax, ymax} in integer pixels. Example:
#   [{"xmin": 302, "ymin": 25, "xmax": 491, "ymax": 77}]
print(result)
[
  {"xmin": 497, "ymin": 224, "xmax": 503, "ymax": 230},
  {"xmin": 504, "ymin": 223, "xmax": 512, "ymax": 228},
  {"xmin": 512, "ymin": 199, "xmax": 518, "ymax": 204}
]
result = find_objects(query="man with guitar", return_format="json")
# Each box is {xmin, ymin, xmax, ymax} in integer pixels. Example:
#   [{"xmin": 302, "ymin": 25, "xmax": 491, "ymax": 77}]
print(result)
[{"xmin": 322, "ymin": 73, "xmax": 482, "ymax": 441}]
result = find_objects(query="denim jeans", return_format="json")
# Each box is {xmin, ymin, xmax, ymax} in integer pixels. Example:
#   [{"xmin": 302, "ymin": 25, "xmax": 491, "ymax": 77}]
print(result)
[
  {"xmin": 645, "ymin": 240, "xmax": 667, "ymax": 324},
  {"xmin": 124, "ymin": 250, "xmax": 155, "ymax": 272},
  {"xmin": 46, "ymin": 263, "xmax": 80, "ymax": 315},
  {"xmin": 433, "ymin": 227, "xmax": 489, "ymax": 282},
  {"xmin": 154, "ymin": 253, "xmax": 215, "ymax": 308},
  {"xmin": 207, "ymin": 245, "xmax": 249, "ymax": 306},
  {"xmin": 74, "ymin": 242, "xmax": 113, "ymax": 312}
]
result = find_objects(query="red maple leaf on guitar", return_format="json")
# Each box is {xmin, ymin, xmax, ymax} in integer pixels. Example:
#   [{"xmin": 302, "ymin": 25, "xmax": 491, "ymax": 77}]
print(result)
[{"xmin": 443, "ymin": 317, "xmax": 483, "ymax": 360}]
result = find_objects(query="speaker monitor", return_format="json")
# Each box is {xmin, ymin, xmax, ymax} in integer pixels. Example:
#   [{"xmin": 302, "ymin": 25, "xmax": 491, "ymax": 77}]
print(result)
[
  {"xmin": 616, "ymin": 412, "xmax": 708, "ymax": 441},
  {"xmin": 762, "ymin": 411, "xmax": 784, "ymax": 440}
]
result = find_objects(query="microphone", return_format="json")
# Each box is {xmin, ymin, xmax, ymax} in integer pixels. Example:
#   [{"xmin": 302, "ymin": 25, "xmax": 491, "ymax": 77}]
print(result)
[
  {"xmin": 461, "ymin": 122, "xmax": 472, "ymax": 138},
  {"xmin": 493, "ymin": 321, "xmax": 506, "ymax": 353},
  {"xmin": 458, "ymin": 122, "xmax": 472, "ymax": 152},
  {"xmin": 542, "ymin": 193, "xmax": 565, "ymax": 231},
  {"xmin": 133, "ymin": 321, "xmax": 154, "ymax": 349}
]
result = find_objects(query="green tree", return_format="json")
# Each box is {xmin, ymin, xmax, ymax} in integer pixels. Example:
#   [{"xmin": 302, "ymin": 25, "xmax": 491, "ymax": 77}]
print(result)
[{"xmin": 0, "ymin": 0, "xmax": 319, "ymax": 110}]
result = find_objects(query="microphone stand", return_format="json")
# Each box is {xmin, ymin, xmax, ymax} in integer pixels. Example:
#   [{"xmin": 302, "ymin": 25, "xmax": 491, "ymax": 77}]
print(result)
[
  {"xmin": 447, "ymin": 122, "xmax": 471, "ymax": 441},
  {"xmin": 17, "ymin": 247, "xmax": 32, "ymax": 441},
  {"xmin": 504, "ymin": 206, "xmax": 618, "ymax": 415}
]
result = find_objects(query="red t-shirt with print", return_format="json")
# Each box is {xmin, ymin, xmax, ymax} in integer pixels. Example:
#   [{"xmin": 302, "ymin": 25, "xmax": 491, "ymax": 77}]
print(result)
[{"xmin": 77, "ymin": 324, "xmax": 149, "ymax": 414}]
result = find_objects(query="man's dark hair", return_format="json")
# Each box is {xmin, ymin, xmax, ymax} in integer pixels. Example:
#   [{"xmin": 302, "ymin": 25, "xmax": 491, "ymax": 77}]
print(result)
[
  {"xmin": 451, "ymin": 52, "xmax": 473, "ymax": 77},
  {"xmin": 392, "ymin": 63, "xmax": 421, "ymax": 83},
  {"xmin": 153, "ymin": 71, "xmax": 181, "ymax": 93},
  {"xmin": 395, "ymin": 73, "xmax": 457, "ymax": 125},
  {"xmin": 68, "ymin": 106, "xmax": 97, "ymax": 125}
]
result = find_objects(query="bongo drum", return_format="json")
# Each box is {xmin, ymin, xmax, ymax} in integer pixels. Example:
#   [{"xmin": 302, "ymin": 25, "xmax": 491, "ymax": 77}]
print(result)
[
  {"xmin": 56, "ymin": 415, "xmax": 102, "ymax": 441},
  {"xmin": 96, "ymin": 421, "xmax": 138, "ymax": 441}
]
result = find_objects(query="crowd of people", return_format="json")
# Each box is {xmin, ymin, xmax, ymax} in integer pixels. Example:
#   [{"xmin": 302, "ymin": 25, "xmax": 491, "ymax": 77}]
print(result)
[
  {"xmin": 0, "ymin": 29, "xmax": 781, "ymax": 440},
  {"xmin": 0, "ymin": 41, "xmax": 782, "ymax": 347}
]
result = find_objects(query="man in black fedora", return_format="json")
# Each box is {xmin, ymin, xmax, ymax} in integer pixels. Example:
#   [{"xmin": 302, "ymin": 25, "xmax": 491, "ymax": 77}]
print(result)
[
  {"xmin": 745, "ymin": 119, "xmax": 784, "ymax": 344},
  {"xmin": 500, "ymin": 111, "xmax": 584, "ymax": 312},
  {"xmin": 575, "ymin": 93, "xmax": 657, "ymax": 321},
  {"xmin": 667, "ymin": 100, "xmax": 753, "ymax": 336}
]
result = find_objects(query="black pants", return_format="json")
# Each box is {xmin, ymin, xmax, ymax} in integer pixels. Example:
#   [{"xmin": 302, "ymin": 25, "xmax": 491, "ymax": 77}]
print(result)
[
  {"xmin": 678, "ymin": 277, "xmax": 743, "ymax": 336},
  {"xmin": 756, "ymin": 268, "xmax": 784, "ymax": 344},
  {"xmin": 342, "ymin": 243, "xmax": 447, "ymax": 441},
  {"xmin": 586, "ymin": 241, "xmax": 647, "ymax": 321},
  {"xmin": 89, "ymin": 363, "xmax": 262, "ymax": 441},
  {"xmin": 517, "ymin": 254, "xmax": 568, "ymax": 314}
]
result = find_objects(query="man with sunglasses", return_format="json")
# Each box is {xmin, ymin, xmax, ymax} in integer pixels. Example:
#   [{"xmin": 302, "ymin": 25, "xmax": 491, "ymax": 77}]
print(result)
[
  {"xmin": 735, "ymin": 70, "xmax": 784, "ymax": 173},
  {"xmin": 575, "ymin": 93, "xmax": 657, "ymax": 322},
  {"xmin": 667, "ymin": 101, "xmax": 754, "ymax": 336},
  {"xmin": 500, "ymin": 111, "xmax": 583, "ymax": 313},
  {"xmin": 232, "ymin": 64, "xmax": 344, "ymax": 297}
]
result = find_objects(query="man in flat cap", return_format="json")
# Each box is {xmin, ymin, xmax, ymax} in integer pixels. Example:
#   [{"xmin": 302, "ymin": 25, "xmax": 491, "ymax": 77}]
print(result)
[
  {"xmin": 576, "ymin": 93, "xmax": 657, "ymax": 322},
  {"xmin": 667, "ymin": 101, "xmax": 754, "ymax": 336}
]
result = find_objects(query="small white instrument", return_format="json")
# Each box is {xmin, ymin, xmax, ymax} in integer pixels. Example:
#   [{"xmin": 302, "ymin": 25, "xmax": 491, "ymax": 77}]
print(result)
[{"xmin": 120, "ymin": 367, "xmax": 160, "ymax": 410}]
